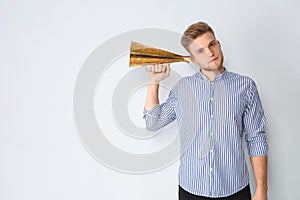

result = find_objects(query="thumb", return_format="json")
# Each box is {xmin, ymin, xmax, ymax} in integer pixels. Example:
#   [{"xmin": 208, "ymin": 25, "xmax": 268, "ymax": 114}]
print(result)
[{"xmin": 165, "ymin": 64, "xmax": 171, "ymax": 74}]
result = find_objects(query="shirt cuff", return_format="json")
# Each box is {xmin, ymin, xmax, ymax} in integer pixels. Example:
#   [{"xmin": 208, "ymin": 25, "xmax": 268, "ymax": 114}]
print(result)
[
  {"xmin": 248, "ymin": 142, "xmax": 269, "ymax": 157},
  {"xmin": 143, "ymin": 104, "xmax": 161, "ymax": 118}
]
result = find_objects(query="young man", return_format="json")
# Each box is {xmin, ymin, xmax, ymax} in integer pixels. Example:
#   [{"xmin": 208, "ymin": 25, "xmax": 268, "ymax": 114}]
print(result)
[{"xmin": 143, "ymin": 22, "xmax": 268, "ymax": 200}]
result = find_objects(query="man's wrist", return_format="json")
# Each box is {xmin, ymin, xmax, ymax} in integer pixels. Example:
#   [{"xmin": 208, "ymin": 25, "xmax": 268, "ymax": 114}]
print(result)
[
  {"xmin": 256, "ymin": 185, "xmax": 268, "ymax": 193},
  {"xmin": 148, "ymin": 80, "xmax": 160, "ymax": 85},
  {"xmin": 148, "ymin": 75, "xmax": 161, "ymax": 84}
]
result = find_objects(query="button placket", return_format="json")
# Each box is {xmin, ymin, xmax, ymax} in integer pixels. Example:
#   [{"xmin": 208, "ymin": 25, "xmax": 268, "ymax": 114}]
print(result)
[{"xmin": 208, "ymin": 80, "xmax": 215, "ymax": 195}]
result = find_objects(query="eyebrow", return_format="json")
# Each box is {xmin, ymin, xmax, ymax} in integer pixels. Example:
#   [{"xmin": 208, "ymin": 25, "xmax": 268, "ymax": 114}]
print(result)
[{"xmin": 209, "ymin": 40, "xmax": 217, "ymax": 45}]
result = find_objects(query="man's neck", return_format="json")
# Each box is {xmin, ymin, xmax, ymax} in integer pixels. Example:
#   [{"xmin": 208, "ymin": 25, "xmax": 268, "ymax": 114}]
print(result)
[{"xmin": 201, "ymin": 67, "xmax": 225, "ymax": 81}]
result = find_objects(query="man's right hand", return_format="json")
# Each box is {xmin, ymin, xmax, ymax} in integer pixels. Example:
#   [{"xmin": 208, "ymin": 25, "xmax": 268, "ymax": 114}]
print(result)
[{"xmin": 148, "ymin": 63, "xmax": 170, "ymax": 84}]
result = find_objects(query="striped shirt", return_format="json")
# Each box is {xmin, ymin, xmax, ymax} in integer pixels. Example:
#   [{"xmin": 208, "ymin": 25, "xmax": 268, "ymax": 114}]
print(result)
[{"xmin": 143, "ymin": 69, "xmax": 268, "ymax": 198}]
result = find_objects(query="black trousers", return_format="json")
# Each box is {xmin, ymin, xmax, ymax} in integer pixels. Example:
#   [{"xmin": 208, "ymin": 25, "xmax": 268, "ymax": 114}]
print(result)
[{"xmin": 179, "ymin": 185, "xmax": 251, "ymax": 200}]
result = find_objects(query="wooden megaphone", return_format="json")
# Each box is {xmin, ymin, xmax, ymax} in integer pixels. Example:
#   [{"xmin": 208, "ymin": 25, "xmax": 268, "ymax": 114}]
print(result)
[{"xmin": 129, "ymin": 41, "xmax": 191, "ymax": 67}]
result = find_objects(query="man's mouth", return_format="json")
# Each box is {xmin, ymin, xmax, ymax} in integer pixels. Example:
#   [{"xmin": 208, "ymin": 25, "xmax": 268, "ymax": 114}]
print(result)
[{"xmin": 209, "ymin": 57, "xmax": 218, "ymax": 63}]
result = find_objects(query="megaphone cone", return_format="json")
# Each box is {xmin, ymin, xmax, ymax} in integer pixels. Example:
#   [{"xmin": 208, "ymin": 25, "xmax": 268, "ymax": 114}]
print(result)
[{"xmin": 129, "ymin": 41, "xmax": 191, "ymax": 67}]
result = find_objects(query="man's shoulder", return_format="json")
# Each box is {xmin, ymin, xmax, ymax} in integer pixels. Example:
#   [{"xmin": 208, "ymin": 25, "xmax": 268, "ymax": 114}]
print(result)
[
  {"xmin": 225, "ymin": 71, "xmax": 255, "ymax": 84},
  {"xmin": 174, "ymin": 73, "xmax": 198, "ymax": 84}
]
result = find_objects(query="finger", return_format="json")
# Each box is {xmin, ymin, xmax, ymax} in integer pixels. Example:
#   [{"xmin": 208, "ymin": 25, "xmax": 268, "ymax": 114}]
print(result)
[
  {"xmin": 161, "ymin": 64, "xmax": 166, "ymax": 72},
  {"xmin": 145, "ymin": 65, "xmax": 153, "ymax": 72},
  {"xmin": 157, "ymin": 64, "xmax": 162, "ymax": 73},
  {"xmin": 155, "ymin": 64, "xmax": 159, "ymax": 73},
  {"xmin": 150, "ymin": 65, "xmax": 155, "ymax": 73},
  {"xmin": 156, "ymin": 64, "xmax": 161, "ymax": 73}
]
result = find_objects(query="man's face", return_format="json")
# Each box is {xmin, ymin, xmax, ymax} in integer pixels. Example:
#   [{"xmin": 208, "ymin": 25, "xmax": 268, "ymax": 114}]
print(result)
[{"xmin": 188, "ymin": 32, "xmax": 224, "ymax": 72}]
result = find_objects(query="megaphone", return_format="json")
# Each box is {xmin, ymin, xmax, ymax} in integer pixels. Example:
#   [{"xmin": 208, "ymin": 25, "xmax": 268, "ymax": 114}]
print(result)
[{"xmin": 129, "ymin": 41, "xmax": 191, "ymax": 67}]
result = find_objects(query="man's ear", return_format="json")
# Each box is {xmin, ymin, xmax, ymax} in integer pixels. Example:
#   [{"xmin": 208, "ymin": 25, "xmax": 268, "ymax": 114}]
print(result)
[
  {"xmin": 191, "ymin": 55, "xmax": 196, "ymax": 63},
  {"xmin": 187, "ymin": 46, "xmax": 197, "ymax": 63}
]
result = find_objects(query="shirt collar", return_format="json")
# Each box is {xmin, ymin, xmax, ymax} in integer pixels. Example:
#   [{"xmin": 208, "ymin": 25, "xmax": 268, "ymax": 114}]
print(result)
[{"xmin": 196, "ymin": 67, "xmax": 228, "ymax": 81}]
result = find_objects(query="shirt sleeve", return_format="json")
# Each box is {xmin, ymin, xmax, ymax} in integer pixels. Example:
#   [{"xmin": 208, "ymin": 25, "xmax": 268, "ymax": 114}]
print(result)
[
  {"xmin": 243, "ymin": 79, "xmax": 269, "ymax": 157},
  {"xmin": 143, "ymin": 89, "xmax": 177, "ymax": 132}
]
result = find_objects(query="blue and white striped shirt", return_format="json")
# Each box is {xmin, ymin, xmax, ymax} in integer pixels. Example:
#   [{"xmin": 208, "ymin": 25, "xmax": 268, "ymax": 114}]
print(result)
[{"xmin": 143, "ymin": 69, "xmax": 268, "ymax": 198}]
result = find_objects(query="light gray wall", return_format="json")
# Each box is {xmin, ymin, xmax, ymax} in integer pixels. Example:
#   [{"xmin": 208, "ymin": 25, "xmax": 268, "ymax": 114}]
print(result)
[{"xmin": 1, "ymin": 0, "xmax": 299, "ymax": 199}]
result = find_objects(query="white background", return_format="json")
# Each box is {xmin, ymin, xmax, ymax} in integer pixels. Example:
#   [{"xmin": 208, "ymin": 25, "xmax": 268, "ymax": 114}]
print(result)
[{"xmin": 1, "ymin": 0, "xmax": 300, "ymax": 199}]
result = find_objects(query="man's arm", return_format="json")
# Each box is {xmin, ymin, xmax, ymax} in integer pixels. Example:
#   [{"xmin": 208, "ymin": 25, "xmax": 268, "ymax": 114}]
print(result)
[
  {"xmin": 143, "ymin": 64, "xmax": 177, "ymax": 131},
  {"xmin": 251, "ymin": 156, "xmax": 268, "ymax": 200},
  {"xmin": 145, "ymin": 64, "xmax": 170, "ymax": 110},
  {"xmin": 243, "ymin": 79, "xmax": 269, "ymax": 200},
  {"xmin": 145, "ymin": 83, "xmax": 159, "ymax": 111}
]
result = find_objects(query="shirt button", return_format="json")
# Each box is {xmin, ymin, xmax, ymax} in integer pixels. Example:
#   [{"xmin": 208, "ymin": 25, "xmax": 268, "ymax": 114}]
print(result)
[
  {"xmin": 210, "ymin": 168, "xmax": 213, "ymax": 172},
  {"xmin": 210, "ymin": 115, "xmax": 213, "ymax": 118},
  {"xmin": 210, "ymin": 97, "xmax": 213, "ymax": 101}
]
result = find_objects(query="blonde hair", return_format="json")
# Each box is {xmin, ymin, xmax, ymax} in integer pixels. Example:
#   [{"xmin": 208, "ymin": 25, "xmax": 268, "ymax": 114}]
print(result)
[{"xmin": 181, "ymin": 22, "xmax": 215, "ymax": 51}]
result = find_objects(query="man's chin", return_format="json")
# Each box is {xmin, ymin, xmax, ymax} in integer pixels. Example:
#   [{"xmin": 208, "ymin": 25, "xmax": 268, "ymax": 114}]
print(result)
[
  {"xmin": 201, "ymin": 65, "xmax": 223, "ymax": 73},
  {"xmin": 202, "ymin": 64, "xmax": 222, "ymax": 71}
]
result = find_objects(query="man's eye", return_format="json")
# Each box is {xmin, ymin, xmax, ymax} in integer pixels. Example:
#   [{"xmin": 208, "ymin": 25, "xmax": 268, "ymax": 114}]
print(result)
[
  {"xmin": 210, "ymin": 42, "xmax": 216, "ymax": 47},
  {"xmin": 198, "ymin": 49, "xmax": 204, "ymax": 54}
]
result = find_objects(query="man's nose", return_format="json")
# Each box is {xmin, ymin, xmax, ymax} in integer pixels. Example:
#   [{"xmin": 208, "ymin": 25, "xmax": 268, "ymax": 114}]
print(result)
[{"xmin": 205, "ymin": 48, "xmax": 214, "ymax": 57}]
